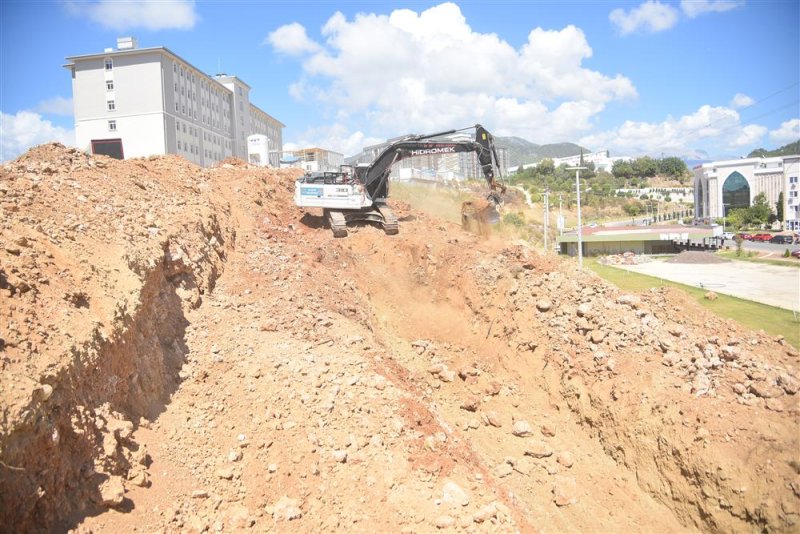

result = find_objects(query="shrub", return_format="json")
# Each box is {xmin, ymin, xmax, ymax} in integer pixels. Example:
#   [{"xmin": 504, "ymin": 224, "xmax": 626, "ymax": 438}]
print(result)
[
  {"xmin": 503, "ymin": 211, "xmax": 526, "ymax": 227},
  {"xmin": 784, "ymin": 249, "xmax": 791, "ymax": 258}
]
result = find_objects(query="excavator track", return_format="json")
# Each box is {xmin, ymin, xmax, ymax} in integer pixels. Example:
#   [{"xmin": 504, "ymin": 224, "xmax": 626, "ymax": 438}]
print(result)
[
  {"xmin": 376, "ymin": 203, "xmax": 399, "ymax": 235},
  {"xmin": 325, "ymin": 209, "xmax": 348, "ymax": 238}
]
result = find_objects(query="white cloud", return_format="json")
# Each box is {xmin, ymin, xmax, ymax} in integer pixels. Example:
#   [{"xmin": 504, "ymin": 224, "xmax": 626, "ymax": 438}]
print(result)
[
  {"xmin": 609, "ymin": 1, "xmax": 680, "ymax": 36},
  {"xmin": 579, "ymin": 104, "xmax": 767, "ymax": 157},
  {"xmin": 34, "ymin": 96, "xmax": 74, "ymax": 116},
  {"xmin": 769, "ymin": 119, "xmax": 800, "ymax": 144},
  {"xmin": 285, "ymin": 123, "xmax": 384, "ymax": 157},
  {"xmin": 1, "ymin": 111, "xmax": 75, "ymax": 162},
  {"xmin": 267, "ymin": 3, "xmax": 636, "ymax": 151},
  {"xmin": 64, "ymin": 0, "xmax": 198, "ymax": 31},
  {"xmin": 680, "ymin": 0, "xmax": 745, "ymax": 18},
  {"xmin": 729, "ymin": 92, "xmax": 754, "ymax": 109},
  {"xmin": 266, "ymin": 22, "xmax": 322, "ymax": 55}
]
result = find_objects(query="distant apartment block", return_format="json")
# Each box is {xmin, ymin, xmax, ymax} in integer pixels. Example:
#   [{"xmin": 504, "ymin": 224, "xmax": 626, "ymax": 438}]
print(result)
[
  {"xmin": 693, "ymin": 155, "xmax": 800, "ymax": 230},
  {"xmin": 64, "ymin": 37, "xmax": 284, "ymax": 167},
  {"xmin": 284, "ymin": 147, "xmax": 345, "ymax": 173}
]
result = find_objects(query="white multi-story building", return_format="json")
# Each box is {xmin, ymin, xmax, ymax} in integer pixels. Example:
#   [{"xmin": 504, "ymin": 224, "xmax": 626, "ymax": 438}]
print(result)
[
  {"xmin": 64, "ymin": 37, "xmax": 284, "ymax": 167},
  {"xmin": 284, "ymin": 147, "xmax": 344, "ymax": 173},
  {"xmin": 693, "ymin": 155, "xmax": 800, "ymax": 230}
]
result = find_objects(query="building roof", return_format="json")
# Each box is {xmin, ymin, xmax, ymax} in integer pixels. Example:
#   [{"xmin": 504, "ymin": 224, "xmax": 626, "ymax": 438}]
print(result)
[{"xmin": 557, "ymin": 225, "xmax": 713, "ymax": 243}]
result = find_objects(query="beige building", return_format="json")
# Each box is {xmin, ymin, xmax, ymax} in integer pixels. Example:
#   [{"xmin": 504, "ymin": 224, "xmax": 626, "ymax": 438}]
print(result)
[
  {"xmin": 64, "ymin": 37, "xmax": 283, "ymax": 167},
  {"xmin": 693, "ymin": 155, "xmax": 799, "ymax": 230}
]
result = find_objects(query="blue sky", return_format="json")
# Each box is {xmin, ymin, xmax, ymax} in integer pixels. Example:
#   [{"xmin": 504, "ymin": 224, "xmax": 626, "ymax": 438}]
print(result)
[{"xmin": 1, "ymin": 0, "xmax": 798, "ymax": 161}]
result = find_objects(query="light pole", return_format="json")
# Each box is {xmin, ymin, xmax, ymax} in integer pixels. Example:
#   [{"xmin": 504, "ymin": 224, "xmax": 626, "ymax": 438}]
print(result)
[
  {"xmin": 567, "ymin": 166, "xmax": 588, "ymax": 269},
  {"xmin": 543, "ymin": 188, "xmax": 550, "ymax": 253}
]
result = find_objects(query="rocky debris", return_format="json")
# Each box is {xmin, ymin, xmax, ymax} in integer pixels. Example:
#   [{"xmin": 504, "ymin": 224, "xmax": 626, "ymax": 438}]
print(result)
[
  {"xmin": 99, "ymin": 476, "xmax": 125, "ymax": 507},
  {"xmin": 525, "ymin": 441, "xmax": 554, "ymax": 459},
  {"xmin": 704, "ymin": 291, "xmax": 718, "ymax": 301},
  {"xmin": 442, "ymin": 481, "xmax": 470, "ymax": 507},
  {"xmin": 511, "ymin": 420, "xmax": 532, "ymax": 437},
  {"xmin": 435, "ymin": 515, "xmax": 455, "ymax": 529},
  {"xmin": 536, "ymin": 299, "xmax": 553, "ymax": 312},
  {"xmin": 556, "ymin": 451, "xmax": 574, "ymax": 468},
  {"xmin": 599, "ymin": 253, "xmax": 651, "ymax": 266},
  {"xmin": 552, "ymin": 476, "xmax": 578, "ymax": 507},
  {"xmin": 271, "ymin": 496, "xmax": 302, "ymax": 521},
  {"xmin": 472, "ymin": 503, "xmax": 497, "ymax": 523},
  {"xmin": 460, "ymin": 395, "xmax": 481, "ymax": 412}
]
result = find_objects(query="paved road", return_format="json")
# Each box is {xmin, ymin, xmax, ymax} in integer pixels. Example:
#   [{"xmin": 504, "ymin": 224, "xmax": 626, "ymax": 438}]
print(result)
[
  {"xmin": 612, "ymin": 259, "xmax": 800, "ymax": 311},
  {"xmin": 720, "ymin": 239, "xmax": 800, "ymax": 255}
]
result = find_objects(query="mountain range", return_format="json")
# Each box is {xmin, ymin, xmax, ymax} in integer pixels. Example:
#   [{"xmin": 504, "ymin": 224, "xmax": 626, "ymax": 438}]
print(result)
[{"xmin": 493, "ymin": 136, "xmax": 588, "ymax": 169}]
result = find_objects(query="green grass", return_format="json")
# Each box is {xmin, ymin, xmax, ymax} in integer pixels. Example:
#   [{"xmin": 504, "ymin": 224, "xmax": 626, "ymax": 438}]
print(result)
[
  {"xmin": 586, "ymin": 258, "xmax": 799, "ymax": 348},
  {"xmin": 716, "ymin": 250, "xmax": 800, "ymax": 268}
]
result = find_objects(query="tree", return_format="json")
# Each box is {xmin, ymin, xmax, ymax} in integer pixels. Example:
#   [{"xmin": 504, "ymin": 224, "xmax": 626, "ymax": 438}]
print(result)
[
  {"xmin": 612, "ymin": 160, "xmax": 633, "ymax": 182},
  {"xmin": 776, "ymin": 191, "xmax": 784, "ymax": 222},
  {"xmin": 750, "ymin": 192, "xmax": 772, "ymax": 225},
  {"xmin": 537, "ymin": 158, "xmax": 555, "ymax": 175},
  {"xmin": 632, "ymin": 156, "xmax": 658, "ymax": 178},
  {"xmin": 657, "ymin": 157, "xmax": 688, "ymax": 178},
  {"xmin": 623, "ymin": 201, "xmax": 645, "ymax": 216}
]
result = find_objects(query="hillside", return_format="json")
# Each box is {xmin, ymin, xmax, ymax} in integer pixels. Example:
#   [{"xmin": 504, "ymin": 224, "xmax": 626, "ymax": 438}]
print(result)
[
  {"xmin": 748, "ymin": 140, "xmax": 800, "ymax": 158},
  {"xmin": 1, "ymin": 144, "xmax": 798, "ymax": 533},
  {"xmin": 493, "ymin": 136, "xmax": 588, "ymax": 168}
]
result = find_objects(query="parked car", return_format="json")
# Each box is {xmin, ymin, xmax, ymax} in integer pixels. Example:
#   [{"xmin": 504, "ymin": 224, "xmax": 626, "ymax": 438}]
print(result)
[
  {"xmin": 769, "ymin": 235, "xmax": 794, "ymax": 245},
  {"xmin": 751, "ymin": 233, "xmax": 773, "ymax": 242},
  {"xmin": 792, "ymin": 249, "xmax": 800, "ymax": 259},
  {"xmin": 735, "ymin": 233, "xmax": 753, "ymax": 240},
  {"xmin": 721, "ymin": 232, "xmax": 735, "ymax": 240}
]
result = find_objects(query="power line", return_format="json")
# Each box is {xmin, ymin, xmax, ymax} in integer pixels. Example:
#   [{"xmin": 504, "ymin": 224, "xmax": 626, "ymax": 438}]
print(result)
[{"xmin": 682, "ymin": 81, "xmax": 799, "ymax": 139}]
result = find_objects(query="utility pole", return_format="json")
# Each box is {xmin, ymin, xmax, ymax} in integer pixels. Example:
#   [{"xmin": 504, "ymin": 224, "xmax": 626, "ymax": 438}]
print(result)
[
  {"xmin": 543, "ymin": 188, "xmax": 550, "ymax": 253},
  {"xmin": 558, "ymin": 194, "xmax": 563, "ymax": 236},
  {"xmin": 567, "ymin": 166, "xmax": 588, "ymax": 269}
]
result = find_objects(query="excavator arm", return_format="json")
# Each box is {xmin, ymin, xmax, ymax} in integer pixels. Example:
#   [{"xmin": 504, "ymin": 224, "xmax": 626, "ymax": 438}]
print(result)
[{"xmin": 356, "ymin": 124, "xmax": 506, "ymax": 204}]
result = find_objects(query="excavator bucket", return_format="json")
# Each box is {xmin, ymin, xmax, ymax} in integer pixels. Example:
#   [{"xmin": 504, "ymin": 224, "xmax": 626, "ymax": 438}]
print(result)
[{"xmin": 461, "ymin": 198, "xmax": 500, "ymax": 235}]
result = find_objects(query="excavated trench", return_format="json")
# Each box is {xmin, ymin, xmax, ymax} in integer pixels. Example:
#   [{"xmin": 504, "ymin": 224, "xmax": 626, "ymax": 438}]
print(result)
[{"xmin": 0, "ymin": 230, "xmax": 232, "ymax": 531}]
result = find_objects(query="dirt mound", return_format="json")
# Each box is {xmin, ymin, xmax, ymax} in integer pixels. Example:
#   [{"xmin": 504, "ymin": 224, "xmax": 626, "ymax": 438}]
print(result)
[
  {"xmin": 667, "ymin": 250, "xmax": 730, "ymax": 263},
  {"xmin": 1, "ymin": 144, "xmax": 798, "ymax": 533}
]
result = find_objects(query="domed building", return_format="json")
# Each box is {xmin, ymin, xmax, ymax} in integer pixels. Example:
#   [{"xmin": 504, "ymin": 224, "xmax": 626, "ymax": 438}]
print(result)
[{"xmin": 693, "ymin": 155, "xmax": 800, "ymax": 230}]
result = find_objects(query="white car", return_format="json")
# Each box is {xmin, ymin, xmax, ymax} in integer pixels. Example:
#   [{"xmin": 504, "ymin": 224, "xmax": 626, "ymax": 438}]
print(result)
[{"xmin": 721, "ymin": 232, "xmax": 735, "ymax": 240}]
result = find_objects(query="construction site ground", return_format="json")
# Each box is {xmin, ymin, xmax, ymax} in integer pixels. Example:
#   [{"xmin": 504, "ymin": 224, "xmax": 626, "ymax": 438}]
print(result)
[
  {"xmin": 1, "ymin": 145, "xmax": 799, "ymax": 533},
  {"xmin": 613, "ymin": 258, "xmax": 799, "ymax": 311}
]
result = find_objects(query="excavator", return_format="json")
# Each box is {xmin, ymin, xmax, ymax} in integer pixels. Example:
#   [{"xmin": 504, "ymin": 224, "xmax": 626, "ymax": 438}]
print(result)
[{"xmin": 293, "ymin": 124, "xmax": 506, "ymax": 237}]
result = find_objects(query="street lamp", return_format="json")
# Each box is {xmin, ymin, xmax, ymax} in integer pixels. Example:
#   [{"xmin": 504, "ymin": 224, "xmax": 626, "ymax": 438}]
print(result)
[{"xmin": 567, "ymin": 166, "xmax": 588, "ymax": 269}]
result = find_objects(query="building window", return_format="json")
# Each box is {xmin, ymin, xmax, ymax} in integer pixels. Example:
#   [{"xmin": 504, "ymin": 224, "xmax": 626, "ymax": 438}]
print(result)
[
  {"xmin": 107, "ymin": 100, "xmax": 115, "ymax": 111},
  {"xmin": 176, "ymin": 121, "xmax": 180, "ymax": 131},
  {"xmin": 182, "ymin": 105, "xmax": 186, "ymax": 114},
  {"xmin": 105, "ymin": 59, "xmax": 113, "ymax": 70},
  {"xmin": 175, "ymin": 102, "xmax": 179, "ymax": 112},
  {"xmin": 791, "ymin": 176, "xmax": 798, "ymax": 184},
  {"xmin": 108, "ymin": 120, "xmax": 116, "ymax": 131},
  {"xmin": 182, "ymin": 123, "xmax": 186, "ymax": 133},
  {"xmin": 106, "ymin": 80, "xmax": 114, "ymax": 91}
]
